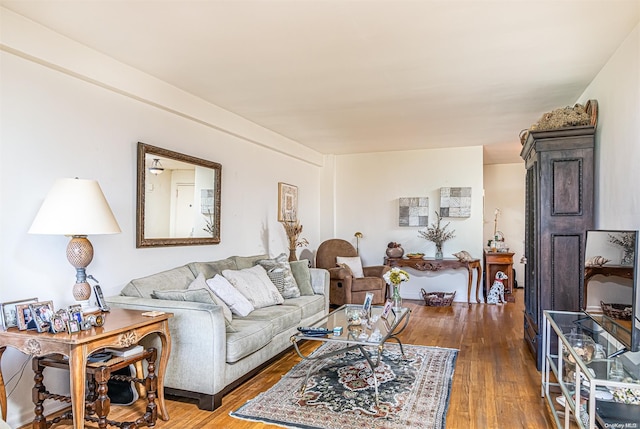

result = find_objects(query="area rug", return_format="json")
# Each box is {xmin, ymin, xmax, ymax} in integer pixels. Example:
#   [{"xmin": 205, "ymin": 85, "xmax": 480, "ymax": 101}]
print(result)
[{"xmin": 231, "ymin": 342, "xmax": 458, "ymax": 429}]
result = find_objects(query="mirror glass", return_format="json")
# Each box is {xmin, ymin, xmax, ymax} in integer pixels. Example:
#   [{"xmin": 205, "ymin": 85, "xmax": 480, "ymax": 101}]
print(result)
[
  {"xmin": 136, "ymin": 142, "xmax": 221, "ymax": 247},
  {"xmin": 583, "ymin": 230, "xmax": 639, "ymax": 351}
]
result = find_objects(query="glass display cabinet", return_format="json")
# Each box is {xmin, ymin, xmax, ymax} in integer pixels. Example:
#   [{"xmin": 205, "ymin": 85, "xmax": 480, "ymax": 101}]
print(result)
[{"xmin": 542, "ymin": 310, "xmax": 640, "ymax": 428}]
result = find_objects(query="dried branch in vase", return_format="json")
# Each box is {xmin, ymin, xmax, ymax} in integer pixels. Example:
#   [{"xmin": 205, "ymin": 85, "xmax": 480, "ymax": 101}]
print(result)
[{"xmin": 281, "ymin": 213, "xmax": 308, "ymax": 250}]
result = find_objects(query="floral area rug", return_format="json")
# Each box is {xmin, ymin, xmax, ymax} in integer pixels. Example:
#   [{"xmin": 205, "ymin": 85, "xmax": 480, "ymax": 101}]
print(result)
[{"xmin": 231, "ymin": 342, "xmax": 458, "ymax": 429}]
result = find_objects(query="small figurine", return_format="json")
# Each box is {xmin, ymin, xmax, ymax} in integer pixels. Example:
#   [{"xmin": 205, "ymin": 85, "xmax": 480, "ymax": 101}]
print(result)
[{"xmin": 487, "ymin": 271, "xmax": 508, "ymax": 305}]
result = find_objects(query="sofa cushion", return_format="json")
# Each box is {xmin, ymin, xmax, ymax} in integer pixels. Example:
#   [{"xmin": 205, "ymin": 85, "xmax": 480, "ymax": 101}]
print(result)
[
  {"xmin": 290, "ymin": 259, "xmax": 314, "ymax": 296},
  {"xmin": 336, "ymin": 256, "xmax": 365, "ymax": 278},
  {"xmin": 187, "ymin": 258, "xmax": 236, "ymax": 279},
  {"xmin": 283, "ymin": 295, "xmax": 326, "ymax": 320},
  {"xmin": 121, "ymin": 265, "xmax": 195, "ymax": 298},
  {"xmin": 206, "ymin": 274, "xmax": 254, "ymax": 317},
  {"xmin": 232, "ymin": 254, "xmax": 269, "ymax": 270},
  {"xmin": 239, "ymin": 305, "xmax": 301, "ymax": 334},
  {"xmin": 225, "ymin": 319, "xmax": 273, "ymax": 363},
  {"xmin": 257, "ymin": 253, "xmax": 300, "ymax": 299},
  {"xmin": 188, "ymin": 273, "xmax": 233, "ymax": 323},
  {"xmin": 222, "ymin": 265, "xmax": 284, "ymax": 309}
]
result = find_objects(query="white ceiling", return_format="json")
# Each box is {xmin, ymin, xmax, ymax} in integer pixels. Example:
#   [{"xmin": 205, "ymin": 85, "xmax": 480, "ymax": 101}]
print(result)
[{"xmin": 2, "ymin": 1, "xmax": 639, "ymax": 164}]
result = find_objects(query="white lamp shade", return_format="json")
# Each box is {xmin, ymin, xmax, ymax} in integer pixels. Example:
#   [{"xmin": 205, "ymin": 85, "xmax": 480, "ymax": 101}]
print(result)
[{"xmin": 29, "ymin": 178, "xmax": 121, "ymax": 235}]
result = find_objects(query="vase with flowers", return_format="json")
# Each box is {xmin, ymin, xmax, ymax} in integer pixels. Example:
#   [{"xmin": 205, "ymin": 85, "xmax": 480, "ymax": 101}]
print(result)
[
  {"xmin": 383, "ymin": 267, "xmax": 410, "ymax": 311},
  {"xmin": 418, "ymin": 211, "xmax": 456, "ymax": 260},
  {"xmin": 281, "ymin": 212, "xmax": 309, "ymax": 262}
]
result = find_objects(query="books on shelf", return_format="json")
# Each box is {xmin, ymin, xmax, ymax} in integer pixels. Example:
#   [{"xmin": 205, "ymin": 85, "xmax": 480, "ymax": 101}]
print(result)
[{"xmin": 104, "ymin": 344, "xmax": 144, "ymax": 357}]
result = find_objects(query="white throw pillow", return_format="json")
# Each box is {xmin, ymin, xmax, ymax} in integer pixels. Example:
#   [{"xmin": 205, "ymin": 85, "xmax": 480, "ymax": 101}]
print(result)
[
  {"xmin": 206, "ymin": 274, "xmax": 254, "ymax": 317},
  {"xmin": 336, "ymin": 256, "xmax": 365, "ymax": 278},
  {"xmin": 188, "ymin": 273, "xmax": 233, "ymax": 323},
  {"xmin": 222, "ymin": 265, "xmax": 285, "ymax": 309}
]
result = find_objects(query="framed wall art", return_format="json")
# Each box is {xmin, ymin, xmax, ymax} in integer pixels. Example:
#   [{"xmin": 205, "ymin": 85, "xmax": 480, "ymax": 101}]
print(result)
[
  {"xmin": 440, "ymin": 187, "xmax": 472, "ymax": 218},
  {"xmin": 1, "ymin": 297, "xmax": 38, "ymax": 330},
  {"xmin": 398, "ymin": 197, "xmax": 429, "ymax": 227},
  {"xmin": 278, "ymin": 182, "xmax": 298, "ymax": 221}
]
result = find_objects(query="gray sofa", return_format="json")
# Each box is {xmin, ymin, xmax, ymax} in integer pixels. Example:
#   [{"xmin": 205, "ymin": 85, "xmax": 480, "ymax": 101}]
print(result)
[{"xmin": 106, "ymin": 254, "xmax": 329, "ymax": 410}]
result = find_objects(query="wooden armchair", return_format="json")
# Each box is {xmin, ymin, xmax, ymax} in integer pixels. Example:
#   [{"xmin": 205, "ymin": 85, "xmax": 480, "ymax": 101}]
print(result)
[{"xmin": 316, "ymin": 238, "xmax": 390, "ymax": 306}]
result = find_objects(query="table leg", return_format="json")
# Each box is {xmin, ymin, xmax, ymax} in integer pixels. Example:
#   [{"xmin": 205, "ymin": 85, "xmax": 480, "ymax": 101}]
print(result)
[
  {"xmin": 68, "ymin": 346, "xmax": 88, "ymax": 429},
  {"xmin": 156, "ymin": 322, "xmax": 171, "ymax": 421},
  {"xmin": 474, "ymin": 265, "xmax": 482, "ymax": 303},
  {"xmin": 0, "ymin": 346, "xmax": 6, "ymax": 421},
  {"xmin": 466, "ymin": 265, "xmax": 473, "ymax": 306}
]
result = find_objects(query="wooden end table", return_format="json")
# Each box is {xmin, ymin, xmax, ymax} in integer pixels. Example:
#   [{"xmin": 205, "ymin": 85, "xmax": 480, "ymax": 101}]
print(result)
[{"xmin": 0, "ymin": 308, "xmax": 172, "ymax": 429}]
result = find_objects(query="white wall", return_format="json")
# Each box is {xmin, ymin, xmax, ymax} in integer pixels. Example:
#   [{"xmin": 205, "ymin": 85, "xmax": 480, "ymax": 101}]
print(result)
[
  {"xmin": 0, "ymin": 11, "xmax": 323, "ymax": 427},
  {"xmin": 577, "ymin": 23, "xmax": 640, "ymax": 231},
  {"xmin": 483, "ymin": 163, "xmax": 526, "ymax": 287},
  {"xmin": 330, "ymin": 147, "xmax": 484, "ymax": 302}
]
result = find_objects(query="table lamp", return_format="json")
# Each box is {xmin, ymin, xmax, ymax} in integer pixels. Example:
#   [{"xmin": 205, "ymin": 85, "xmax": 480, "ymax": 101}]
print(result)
[{"xmin": 29, "ymin": 178, "xmax": 121, "ymax": 309}]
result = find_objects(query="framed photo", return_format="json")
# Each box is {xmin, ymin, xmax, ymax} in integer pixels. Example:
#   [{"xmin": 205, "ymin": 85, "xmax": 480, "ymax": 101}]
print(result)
[
  {"xmin": 17, "ymin": 303, "xmax": 38, "ymax": 331},
  {"xmin": 278, "ymin": 182, "xmax": 298, "ymax": 221},
  {"xmin": 67, "ymin": 319, "xmax": 80, "ymax": 333},
  {"xmin": 362, "ymin": 292, "xmax": 374, "ymax": 316},
  {"xmin": 1, "ymin": 297, "xmax": 38, "ymax": 330},
  {"xmin": 29, "ymin": 301, "xmax": 55, "ymax": 333},
  {"xmin": 50, "ymin": 315, "xmax": 67, "ymax": 334},
  {"xmin": 380, "ymin": 300, "xmax": 393, "ymax": 320}
]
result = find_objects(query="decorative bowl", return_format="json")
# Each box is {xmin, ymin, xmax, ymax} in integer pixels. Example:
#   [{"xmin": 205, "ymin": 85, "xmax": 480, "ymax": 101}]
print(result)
[{"xmin": 406, "ymin": 253, "xmax": 425, "ymax": 259}]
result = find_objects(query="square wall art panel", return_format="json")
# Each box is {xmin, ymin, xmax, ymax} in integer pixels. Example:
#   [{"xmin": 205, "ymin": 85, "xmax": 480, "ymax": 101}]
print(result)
[
  {"xmin": 440, "ymin": 187, "xmax": 471, "ymax": 218},
  {"xmin": 398, "ymin": 197, "xmax": 429, "ymax": 227}
]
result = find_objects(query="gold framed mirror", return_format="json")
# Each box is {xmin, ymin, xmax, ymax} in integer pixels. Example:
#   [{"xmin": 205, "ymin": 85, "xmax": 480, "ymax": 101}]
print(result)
[{"xmin": 136, "ymin": 142, "xmax": 221, "ymax": 247}]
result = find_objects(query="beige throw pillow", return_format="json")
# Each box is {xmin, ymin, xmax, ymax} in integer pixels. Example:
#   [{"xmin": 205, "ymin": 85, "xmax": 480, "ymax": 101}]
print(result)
[
  {"xmin": 206, "ymin": 274, "xmax": 255, "ymax": 317},
  {"xmin": 188, "ymin": 273, "xmax": 233, "ymax": 323},
  {"xmin": 222, "ymin": 265, "xmax": 285, "ymax": 309},
  {"xmin": 336, "ymin": 256, "xmax": 365, "ymax": 278}
]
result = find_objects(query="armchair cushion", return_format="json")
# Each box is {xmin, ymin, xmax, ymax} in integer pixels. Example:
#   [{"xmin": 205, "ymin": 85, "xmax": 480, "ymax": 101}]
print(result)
[{"xmin": 336, "ymin": 256, "xmax": 364, "ymax": 278}]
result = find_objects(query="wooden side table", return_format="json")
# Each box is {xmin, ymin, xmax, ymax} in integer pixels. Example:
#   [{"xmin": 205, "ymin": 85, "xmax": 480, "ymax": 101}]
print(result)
[
  {"xmin": 0, "ymin": 308, "xmax": 172, "ymax": 429},
  {"xmin": 483, "ymin": 251, "xmax": 515, "ymax": 302},
  {"xmin": 384, "ymin": 256, "xmax": 482, "ymax": 305}
]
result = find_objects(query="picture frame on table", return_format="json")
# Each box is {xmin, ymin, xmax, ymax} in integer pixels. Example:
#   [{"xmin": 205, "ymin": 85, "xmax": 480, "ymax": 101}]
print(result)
[
  {"xmin": 277, "ymin": 182, "xmax": 298, "ymax": 222},
  {"xmin": 67, "ymin": 319, "xmax": 80, "ymax": 333},
  {"xmin": 17, "ymin": 303, "xmax": 38, "ymax": 331},
  {"xmin": 0, "ymin": 297, "xmax": 38, "ymax": 330},
  {"xmin": 29, "ymin": 301, "xmax": 55, "ymax": 333},
  {"xmin": 380, "ymin": 300, "xmax": 393, "ymax": 320},
  {"xmin": 362, "ymin": 292, "xmax": 374, "ymax": 317}
]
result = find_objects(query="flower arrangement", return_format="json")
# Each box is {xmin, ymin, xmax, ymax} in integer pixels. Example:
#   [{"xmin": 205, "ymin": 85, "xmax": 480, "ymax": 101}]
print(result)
[
  {"xmin": 418, "ymin": 211, "xmax": 456, "ymax": 252},
  {"xmin": 383, "ymin": 267, "xmax": 410, "ymax": 286}
]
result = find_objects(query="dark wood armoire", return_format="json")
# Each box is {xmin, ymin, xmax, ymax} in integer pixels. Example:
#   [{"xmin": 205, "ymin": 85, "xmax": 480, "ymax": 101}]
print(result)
[{"xmin": 520, "ymin": 125, "xmax": 595, "ymax": 369}]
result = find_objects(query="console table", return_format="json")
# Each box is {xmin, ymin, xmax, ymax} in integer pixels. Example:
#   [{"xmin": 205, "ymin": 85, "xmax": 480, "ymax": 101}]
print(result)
[
  {"xmin": 384, "ymin": 257, "xmax": 482, "ymax": 304},
  {"xmin": 0, "ymin": 308, "xmax": 172, "ymax": 429}
]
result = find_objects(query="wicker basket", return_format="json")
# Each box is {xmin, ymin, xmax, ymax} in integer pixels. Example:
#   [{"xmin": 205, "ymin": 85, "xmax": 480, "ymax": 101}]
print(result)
[
  {"xmin": 600, "ymin": 301, "xmax": 632, "ymax": 320},
  {"xmin": 421, "ymin": 289, "xmax": 456, "ymax": 307}
]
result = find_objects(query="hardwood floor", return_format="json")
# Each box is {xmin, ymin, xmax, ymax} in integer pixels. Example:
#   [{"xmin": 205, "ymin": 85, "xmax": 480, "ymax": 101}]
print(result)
[{"xmin": 20, "ymin": 289, "xmax": 554, "ymax": 428}]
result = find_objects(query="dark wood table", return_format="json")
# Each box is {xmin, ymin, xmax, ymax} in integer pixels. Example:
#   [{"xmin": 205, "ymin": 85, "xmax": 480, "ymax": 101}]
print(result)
[
  {"xmin": 483, "ymin": 251, "xmax": 515, "ymax": 302},
  {"xmin": 0, "ymin": 308, "xmax": 172, "ymax": 429},
  {"xmin": 384, "ymin": 257, "xmax": 482, "ymax": 304}
]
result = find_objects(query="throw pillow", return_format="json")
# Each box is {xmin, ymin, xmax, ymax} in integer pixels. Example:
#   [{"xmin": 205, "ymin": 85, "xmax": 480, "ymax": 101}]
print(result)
[
  {"xmin": 256, "ymin": 253, "xmax": 300, "ymax": 299},
  {"xmin": 290, "ymin": 259, "xmax": 314, "ymax": 296},
  {"xmin": 336, "ymin": 256, "xmax": 365, "ymax": 278},
  {"xmin": 188, "ymin": 273, "xmax": 233, "ymax": 323},
  {"xmin": 222, "ymin": 265, "xmax": 285, "ymax": 309},
  {"xmin": 151, "ymin": 288, "xmax": 214, "ymax": 303},
  {"xmin": 453, "ymin": 250, "xmax": 474, "ymax": 262},
  {"xmin": 206, "ymin": 274, "xmax": 255, "ymax": 317}
]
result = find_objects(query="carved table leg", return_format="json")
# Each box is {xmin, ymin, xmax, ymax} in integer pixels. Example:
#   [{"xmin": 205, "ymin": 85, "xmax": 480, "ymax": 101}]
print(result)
[
  {"xmin": 0, "ymin": 346, "xmax": 6, "ymax": 421},
  {"xmin": 144, "ymin": 348, "xmax": 158, "ymax": 426},
  {"xmin": 31, "ymin": 358, "xmax": 46, "ymax": 429},
  {"xmin": 93, "ymin": 366, "xmax": 111, "ymax": 429}
]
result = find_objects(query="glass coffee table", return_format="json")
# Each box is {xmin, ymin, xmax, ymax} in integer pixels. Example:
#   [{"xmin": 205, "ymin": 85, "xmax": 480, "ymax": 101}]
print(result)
[{"xmin": 291, "ymin": 304, "xmax": 411, "ymax": 405}]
